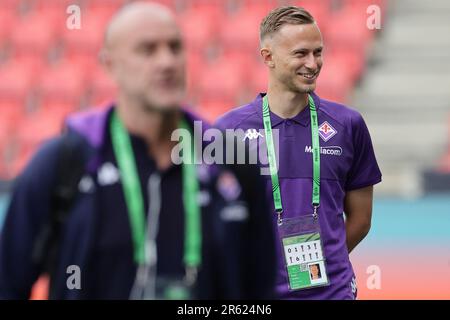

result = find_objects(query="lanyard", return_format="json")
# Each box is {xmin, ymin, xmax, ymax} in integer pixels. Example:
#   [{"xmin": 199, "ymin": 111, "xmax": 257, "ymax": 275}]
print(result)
[
  {"xmin": 262, "ymin": 94, "xmax": 321, "ymax": 224},
  {"xmin": 110, "ymin": 110, "xmax": 201, "ymax": 272}
]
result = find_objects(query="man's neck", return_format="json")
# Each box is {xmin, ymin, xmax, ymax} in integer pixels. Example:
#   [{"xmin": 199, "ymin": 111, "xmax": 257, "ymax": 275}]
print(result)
[
  {"xmin": 266, "ymin": 83, "xmax": 309, "ymax": 119},
  {"xmin": 116, "ymin": 97, "xmax": 181, "ymax": 170}
]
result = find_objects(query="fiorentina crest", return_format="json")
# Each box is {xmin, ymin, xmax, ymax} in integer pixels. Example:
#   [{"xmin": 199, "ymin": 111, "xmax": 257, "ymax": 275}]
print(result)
[{"xmin": 318, "ymin": 121, "xmax": 337, "ymax": 142}]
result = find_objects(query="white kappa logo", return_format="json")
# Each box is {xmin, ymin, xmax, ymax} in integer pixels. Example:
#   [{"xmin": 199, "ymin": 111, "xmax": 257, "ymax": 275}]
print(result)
[
  {"xmin": 97, "ymin": 162, "xmax": 120, "ymax": 186},
  {"xmin": 243, "ymin": 128, "xmax": 263, "ymax": 141}
]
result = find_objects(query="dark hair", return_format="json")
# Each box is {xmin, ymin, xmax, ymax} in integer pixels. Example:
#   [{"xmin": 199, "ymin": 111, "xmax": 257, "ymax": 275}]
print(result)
[
  {"xmin": 310, "ymin": 264, "xmax": 321, "ymax": 278},
  {"xmin": 260, "ymin": 6, "xmax": 315, "ymax": 43}
]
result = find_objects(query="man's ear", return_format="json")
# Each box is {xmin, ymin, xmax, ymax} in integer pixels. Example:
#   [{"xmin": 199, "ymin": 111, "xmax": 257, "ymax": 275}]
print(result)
[{"xmin": 260, "ymin": 46, "xmax": 275, "ymax": 68}]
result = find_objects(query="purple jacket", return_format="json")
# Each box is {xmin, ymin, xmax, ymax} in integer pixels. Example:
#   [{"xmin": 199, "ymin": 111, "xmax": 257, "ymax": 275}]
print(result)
[
  {"xmin": 216, "ymin": 92, "xmax": 382, "ymax": 300},
  {"xmin": 0, "ymin": 105, "xmax": 276, "ymax": 299}
]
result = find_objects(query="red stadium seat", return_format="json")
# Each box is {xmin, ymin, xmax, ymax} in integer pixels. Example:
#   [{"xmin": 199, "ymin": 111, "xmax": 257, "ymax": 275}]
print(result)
[
  {"xmin": 61, "ymin": 12, "xmax": 108, "ymax": 56},
  {"xmin": 37, "ymin": 60, "xmax": 87, "ymax": 108},
  {"xmin": 248, "ymin": 63, "xmax": 268, "ymax": 95},
  {"xmin": 0, "ymin": 10, "xmax": 15, "ymax": 46},
  {"xmin": 84, "ymin": 0, "xmax": 126, "ymax": 12},
  {"xmin": 220, "ymin": 9, "xmax": 267, "ymax": 50},
  {"xmin": 86, "ymin": 5, "xmax": 121, "ymax": 25},
  {"xmin": 440, "ymin": 117, "xmax": 450, "ymax": 172},
  {"xmin": 0, "ymin": 104, "xmax": 21, "ymax": 173},
  {"xmin": 186, "ymin": 49, "xmax": 204, "ymax": 94},
  {"xmin": 294, "ymin": 0, "xmax": 332, "ymax": 29},
  {"xmin": 0, "ymin": 101, "xmax": 23, "ymax": 131},
  {"xmin": 9, "ymin": 104, "xmax": 69, "ymax": 177},
  {"xmin": 326, "ymin": 47, "xmax": 366, "ymax": 83},
  {"xmin": 10, "ymin": 13, "xmax": 58, "ymax": 59},
  {"xmin": 196, "ymin": 98, "xmax": 235, "ymax": 123},
  {"xmin": 221, "ymin": 48, "xmax": 260, "ymax": 74},
  {"xmin": 33, "ymin": 0, "xmax": 74, "ymax": 10},
  {"xmin": 17, "ymin": 110, "xmax": 65, "ymax": 152},
  {"xmin": 12, "ymin": 55, "xmax": 46, "ymax": 78},
  {"xmin": 231, "ymin": 0, "xmax": 273, "ymax": 14},
  {"xmin": 32, "ymin": 0, "xmax": 83, "ymax": 43},
  {"xmin": 178, "ymin": 6, "xmax": 221, "ymax": 50},
  {"xmin": 0, "ymin": 62, "xmax": 34, "ymax": 106},
  {"xmin": 221, "ymin": 48, "xmax": 265, "ymax": 93},
  {"xmin": 88, "ymin": 68, "xmax": 118, "ymax": 106},
  {"xmin": 343, "ymin": 0, "xmax": 387, "ymax": 12},
  {"xmin": 438, "ymin": 153, "xmax": 450, "ymax": 173},
  {"xmin": 197, "ymin": 56, "xmax": 246, "ymax": 102},
  {"xmin": 61, "ymin": 53, "xmax": 98, "ymax": 72},
  {"xmin": 9, "ymin": 147, "xmax": 33, "ymax": 179},
  {"xmin": 1, "ymin": 0, "xmax": 22, "ymax": 11},
  {"xmin": 325, "ymin": 4, "xmax": 374, "ymax": 57},
  {"xmin": 40, "ymin": 101, "xmax": 77, "ymax": 120},
  {"xmin": 176, "ymin": 0, "xmax": 219, "ymax": 12},
  {"xmin": 316, "ymin": 57, "xmax": 353, "ymax": 103}
]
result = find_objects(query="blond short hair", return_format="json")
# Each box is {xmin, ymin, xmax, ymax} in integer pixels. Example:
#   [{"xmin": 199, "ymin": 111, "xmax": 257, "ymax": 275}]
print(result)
[{"xmin": 260, "ymin": 6, "xmax": 315, "ymax": 43}]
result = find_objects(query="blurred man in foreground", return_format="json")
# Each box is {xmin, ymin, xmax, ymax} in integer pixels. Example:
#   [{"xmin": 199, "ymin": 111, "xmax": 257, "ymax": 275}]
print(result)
[{"xmin": 0, "ymin": 2, "xmax": 275, "ymax": 299}]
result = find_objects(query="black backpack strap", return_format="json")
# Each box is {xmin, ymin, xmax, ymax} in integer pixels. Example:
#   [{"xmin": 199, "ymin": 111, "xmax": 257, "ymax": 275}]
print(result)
[{"xmin": 32, "ymin": 131, "xmax": 87, "ymax": 298}]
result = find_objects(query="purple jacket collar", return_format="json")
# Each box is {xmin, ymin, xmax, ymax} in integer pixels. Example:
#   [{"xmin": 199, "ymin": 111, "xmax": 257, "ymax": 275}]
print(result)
[
  {"xmin": 254, "ymin": 91, "xmax": 322, "ymax": 127},
  {"xmin": 66, "ymin": 104, "xmax": 209, "ymax": 149},
  {"xmin": 66, "ymin": 106, "xmax": 110, "ymax": 149},
  {"xmin": 65, "ymin": 104, "xmax": 209, "ymax": 172}
]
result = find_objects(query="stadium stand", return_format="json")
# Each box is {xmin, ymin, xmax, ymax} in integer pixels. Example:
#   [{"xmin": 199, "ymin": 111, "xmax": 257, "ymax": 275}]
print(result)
[
  {"xmin": 0, "ymin": 0, "xmax": 386, "ymax": 179},
  {"xmin": 438, "ymin": 116, "xmax": 450, "ymax": 173},
  {"xmin": 352, "ymin": 0, "xmax": 450, "ymax": 196}
]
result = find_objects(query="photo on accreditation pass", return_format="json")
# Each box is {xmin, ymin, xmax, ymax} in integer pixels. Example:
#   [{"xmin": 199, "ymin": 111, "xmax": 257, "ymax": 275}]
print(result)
[{"xmin": 283, "ymin": 234, "xmax": 329, "ymax": 290}]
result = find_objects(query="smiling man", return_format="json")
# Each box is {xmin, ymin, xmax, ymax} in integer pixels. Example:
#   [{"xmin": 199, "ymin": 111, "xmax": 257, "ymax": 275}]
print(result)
[{"xmin": 216, "ymin": 6, "xmax": 382, "ymax": 299}]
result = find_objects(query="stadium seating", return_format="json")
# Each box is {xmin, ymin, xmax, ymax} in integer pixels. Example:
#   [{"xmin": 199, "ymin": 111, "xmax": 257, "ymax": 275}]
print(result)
[
  {"xmin": 0, "ymin": 103, "xmax": 21, "ymax": 178},
  {"xmin": 220, "ymin": 8, "xmax": 266, "ymax": 50},
  {"xmin": 439, "ymin": 153, "xmax": 450, "ymax": 173},
  {"xmin": 438, "ymin": 116, "xmax": 450, "ymax": 173},
  {"xmin": 61, "ymin": 12, "xmax": 108, "ymax": 57},
  {"xmin": 196, "ymin": 98, "xmax": 236, "ymax": 124},
  {"xmin": 37, "ymin": 59, "xmax": 87, "ymax": 108},
  {"xmin": 88, "ymin": 67, "xmax": 118, "ymax": 107},
  {"xmin": 10, "ymin": 12, "xmax": 60, "ymax": 58},
  {"xmin": 0, "ymin": 0, "xmax": 384, "ymax": 180},
  {"xmin": 0, "ymin": 61, "xmax": 35, "ymax": 107},
  {"xmin": 178, "ymin": 5, "xmax": 221, "ymax": 50},
  {"xmin": 0, "ymin": 10, "xmax": 15, "ymax": 46},
  {"xmin": 197, "ymin": 55, "xmax": 246, "ymax": 101},
  {"xmin": 1, "ymin": 0, "xmax": 22, "ymax": 11}
]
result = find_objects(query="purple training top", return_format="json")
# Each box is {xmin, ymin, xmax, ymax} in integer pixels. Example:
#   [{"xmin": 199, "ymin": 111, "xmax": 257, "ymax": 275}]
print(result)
[{"xmin": 215, "ymin": 92, "xmax": 382, "ymax": 300}]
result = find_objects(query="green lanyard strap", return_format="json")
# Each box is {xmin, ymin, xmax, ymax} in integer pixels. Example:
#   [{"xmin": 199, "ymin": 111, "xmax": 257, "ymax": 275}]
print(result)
[
  {"xmin": 262, "ymin": 96, "xmax": 283, "ymax": 215},
  {"xmin": 179, "ymin": 119, "xmax": 202, "ymax": 270},
  {"xmin": 309, "ymin": 95, "xmax": 321, "ymax": 211},
  {"xmin": 110, "ymin": 111, "xmax": 201, "ymax": 270},
  {"xmin": 262, "ymin": 94, "xmax": 321, "ymax": 223}
]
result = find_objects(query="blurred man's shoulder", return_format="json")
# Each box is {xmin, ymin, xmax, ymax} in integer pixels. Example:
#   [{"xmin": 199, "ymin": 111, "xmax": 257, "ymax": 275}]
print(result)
[{"xmin": 65, "ymin": 106, "xmax": 112, "ymax": 148}]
